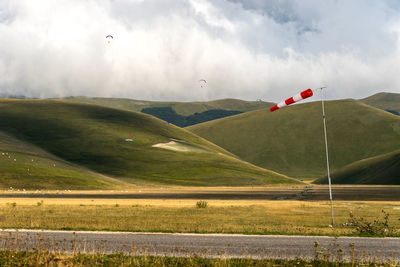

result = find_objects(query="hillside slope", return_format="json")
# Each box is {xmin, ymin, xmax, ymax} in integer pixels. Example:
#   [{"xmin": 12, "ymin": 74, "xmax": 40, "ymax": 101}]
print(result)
[
  {"xmin": 60, "ymin": 97, "xmax": 274, "ymax": 126},
  {"xmin": 360, "ymin": 92, "xmax": 400, "ymax": 115},
  {"xmin": 141, "ymin": 107, "xmax": 242, "ymax": 127},
  {"xmin": 61, "ymin": 97, "xmax": 274, "ymax": 116},
  {"xmin": 315, "ymin": 149, "xmax": 400, "ymax": 185},
  {"xmin": 0, "ymin": 99, "xmax": 298, "ymax": 186},
  {"xmin": 0, "ymin": 132, "xmax": 124, "ymax": 189},
  {"xmin": 188, "ymin": 100, "xmax": 400, "ymax": 179}
]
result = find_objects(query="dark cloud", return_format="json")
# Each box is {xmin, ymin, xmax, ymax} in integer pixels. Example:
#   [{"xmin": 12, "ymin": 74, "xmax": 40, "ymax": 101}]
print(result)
[{"xmin": 0, "ymin": 0, "xmax": 399, "ymax": 102}]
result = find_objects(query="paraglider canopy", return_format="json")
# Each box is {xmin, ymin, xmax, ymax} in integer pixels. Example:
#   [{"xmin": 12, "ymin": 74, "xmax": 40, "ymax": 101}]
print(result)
[
  {"xmin": 106, "ymin": 35, "xmax": 113, "ymax": 43},
  {"xmin": 199, "ymin": 79, "xmax": 207, "ymax": 88}
]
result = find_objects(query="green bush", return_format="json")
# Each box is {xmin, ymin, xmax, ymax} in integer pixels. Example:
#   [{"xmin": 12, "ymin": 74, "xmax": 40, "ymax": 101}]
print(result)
[{"xmin": 196, "ymin": 200, "xmax": 208, "ymax": 209}]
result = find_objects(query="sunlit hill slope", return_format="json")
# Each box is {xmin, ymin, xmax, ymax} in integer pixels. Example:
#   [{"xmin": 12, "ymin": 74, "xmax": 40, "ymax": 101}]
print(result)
[
  {"xmin": 0, "ymin": 99, "xmax": 298, "ymax": 187},
  {"xmin": 188, "ymin": 100, "xmax": 400, "ymax": 179},
  {"xmin": 0, "ymin": 131, "xmax": 124, "ymax": 190}
]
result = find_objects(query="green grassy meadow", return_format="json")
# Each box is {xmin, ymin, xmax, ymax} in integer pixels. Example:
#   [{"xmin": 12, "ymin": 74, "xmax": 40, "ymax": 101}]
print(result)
[
  {"xmin": 188, "ymin": 100, "xmax": 400, "ymax": 179},
  {"xmin": 0, "ymin": 99, "xmax": 297, "ymax": 187},
  {"xmin": 316, "ymin": 149, "xmax": 400, "ymax": 185}
]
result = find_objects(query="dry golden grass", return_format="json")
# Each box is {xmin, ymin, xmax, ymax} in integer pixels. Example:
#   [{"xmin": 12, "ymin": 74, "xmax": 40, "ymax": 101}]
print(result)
[{"xmin": 0, "ymin": 198, "xmax": 399, "ymax": 235}]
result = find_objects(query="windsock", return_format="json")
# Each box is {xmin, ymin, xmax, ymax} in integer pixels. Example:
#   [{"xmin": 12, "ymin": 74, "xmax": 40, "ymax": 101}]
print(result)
[{"xmin": 270, "ymin": 89, "xmax": 313, "ymax": 112}]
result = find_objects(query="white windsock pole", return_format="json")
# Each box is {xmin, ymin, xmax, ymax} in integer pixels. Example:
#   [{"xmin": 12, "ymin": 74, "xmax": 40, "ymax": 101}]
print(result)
[
  {"xmin": 270, "ymin": 87, "xmax": 334, "ymax": 226},
  {"xmin": 318, "ymin": 87, "xmax": 334, "ymax": 226}
]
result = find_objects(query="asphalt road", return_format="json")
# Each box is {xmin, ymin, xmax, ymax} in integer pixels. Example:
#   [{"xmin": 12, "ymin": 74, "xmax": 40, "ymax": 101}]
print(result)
[
  {"xmin": 1, "ymin": 229, "xmax": 399, "ymax": 262},
  {"xmin": 1, "ymin": 186, "xmax": 400, "ymax": 200}
]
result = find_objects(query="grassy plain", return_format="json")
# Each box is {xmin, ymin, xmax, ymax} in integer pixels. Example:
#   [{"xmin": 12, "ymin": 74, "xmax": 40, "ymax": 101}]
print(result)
[{"xmin": 0, "ymin": 198, "xmax": 399, "ymax": 236}]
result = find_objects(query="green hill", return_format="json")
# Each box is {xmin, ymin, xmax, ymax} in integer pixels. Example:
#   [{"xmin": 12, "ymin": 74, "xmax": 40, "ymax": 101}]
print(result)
[
  {"xmin": 187, "ymin": 100, "xmax": 400, "ymax": 179},
  {"xmin": 141, "ymin": 107, "xmax": 242, "ymax": 127},
  {"xmin": 59, "ymin": 97, "xmax": 274, "ymax": 126},
  {"xmin": 61, "ymin": 97, "xmax": 274, "ymax": 116},
  {"xmin": 360, "ymin": 92, "xmax": 400, "ymax": 115},
  {"xmin": 0, "ymin": 99, "xmax": 298, "ymax": 187},
  {"xmin": 315, "ymin": 149, "xmax": 400, "ymax": 184},
  {"xmin": 0, "ymin": 131, "xmax": 124, "ymax": 190}
]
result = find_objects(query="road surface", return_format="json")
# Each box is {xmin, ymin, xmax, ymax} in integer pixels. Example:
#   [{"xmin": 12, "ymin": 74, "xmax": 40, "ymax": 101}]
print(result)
[{"xmin": 0, "ymin": 229, "xmax": 399, "ymax": 262}]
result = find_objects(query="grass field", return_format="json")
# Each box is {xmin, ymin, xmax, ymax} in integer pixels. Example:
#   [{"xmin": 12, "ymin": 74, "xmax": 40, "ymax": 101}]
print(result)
[
  {"xmin": 0, "ymin": 198, "xmax": 399, "ymax": 236},
  {"xmin": 0, "ymin": 99, "xmax": 298, "ymax": 187},
  {"xmin": 315, "ymin": 149, "xmax": 400, "ymax": 185},
  {"xmin": 188, "ymin": 99, "xmax": 400, "ymax": 179}
]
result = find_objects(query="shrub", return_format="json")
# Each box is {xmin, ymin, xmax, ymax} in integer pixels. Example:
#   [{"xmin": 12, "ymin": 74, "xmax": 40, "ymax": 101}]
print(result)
[
  {"xmin": 348, "ymin": 209, "xmax": 392, "ymax": 235},
  {"xmin": 196, "ymin": 200, "xmax": 208, "ymax": 209},
  {"xmin": 6, "ymin": 202, "xmax": 16, "ymax": 208}
]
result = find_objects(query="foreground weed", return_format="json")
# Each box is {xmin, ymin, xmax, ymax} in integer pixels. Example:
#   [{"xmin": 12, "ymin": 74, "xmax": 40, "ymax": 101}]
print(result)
[
  {"xmin": 348, "ymin": 209, "xmax": 393, "ymax": 236},
  {"xmin": 0, "ymin": 232, "xmax": 397, "ymax": 266},
  {"xmin": 196, "ymin": 200, "xmax": 208, "ymax": 208},
  {"xmin": 6, "ymin": 202, "xmax": 16, "ymax": 208},
  {"xmin": 0, "ymin": 251, "xmax": 392, "ymax": 266}
]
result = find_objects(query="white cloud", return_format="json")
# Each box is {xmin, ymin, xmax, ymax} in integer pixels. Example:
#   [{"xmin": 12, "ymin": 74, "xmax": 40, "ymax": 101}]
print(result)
[{"xmin": 0, "ymin": 0, "xmax": 399, "ymax": 102}]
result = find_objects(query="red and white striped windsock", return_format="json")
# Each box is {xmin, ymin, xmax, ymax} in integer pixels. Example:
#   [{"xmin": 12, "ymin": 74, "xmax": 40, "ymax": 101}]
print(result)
[{"xmin": 270, "ymin": 89, "xmax": 313, "ymax": 112}]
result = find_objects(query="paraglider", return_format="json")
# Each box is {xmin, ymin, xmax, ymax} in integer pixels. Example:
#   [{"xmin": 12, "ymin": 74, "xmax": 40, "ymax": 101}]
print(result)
[
  {"xmin": 106, "ymin": 35, "xmax": 113, "ymax": 43},
  {"xmin": 199, "ymin": 79, "xmax": 207, "ymax": 88}
]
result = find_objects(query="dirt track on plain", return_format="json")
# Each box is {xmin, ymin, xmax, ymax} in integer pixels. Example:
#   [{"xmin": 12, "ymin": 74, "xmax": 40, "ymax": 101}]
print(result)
[{"xmin": 0, "ymin": 186, "xmax": 399, "ymax": 201}]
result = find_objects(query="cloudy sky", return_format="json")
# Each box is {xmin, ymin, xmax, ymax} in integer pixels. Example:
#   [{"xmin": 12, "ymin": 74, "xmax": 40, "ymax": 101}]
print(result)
[{"xmin": 1, "ymin": 0, "xmax": 400, "ymax": 102}]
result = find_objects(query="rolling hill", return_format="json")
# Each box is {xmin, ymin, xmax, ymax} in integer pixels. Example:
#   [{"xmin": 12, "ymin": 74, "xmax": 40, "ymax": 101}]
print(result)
[
  {"xmin": 60, "ymin": 97, "xmax": 274, "ymax": 126},
  {"xmin": 0, "ymin": 131, "xmax": 124, "ymax": 190},
  {"xmin": 61, "ymin": 97, "xmax": 274, "ymax": 115},
  {"xmin": 0, "ymin": 99, "xmax": 298, "ymax": 187},
  {"xmin": 141, "ymin": 107, "xmax": 242, "ymax": 127},
  {"xmin": 360, "ymin": 92, "xmax": 400, "ymax": 115},
  {"xmin": 314, "ymin": 149, "xmax": 400, "ymax": 185},
  {"xmin": 187, "ymin": 100, "xmax": 400, "ymax": 179}
]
